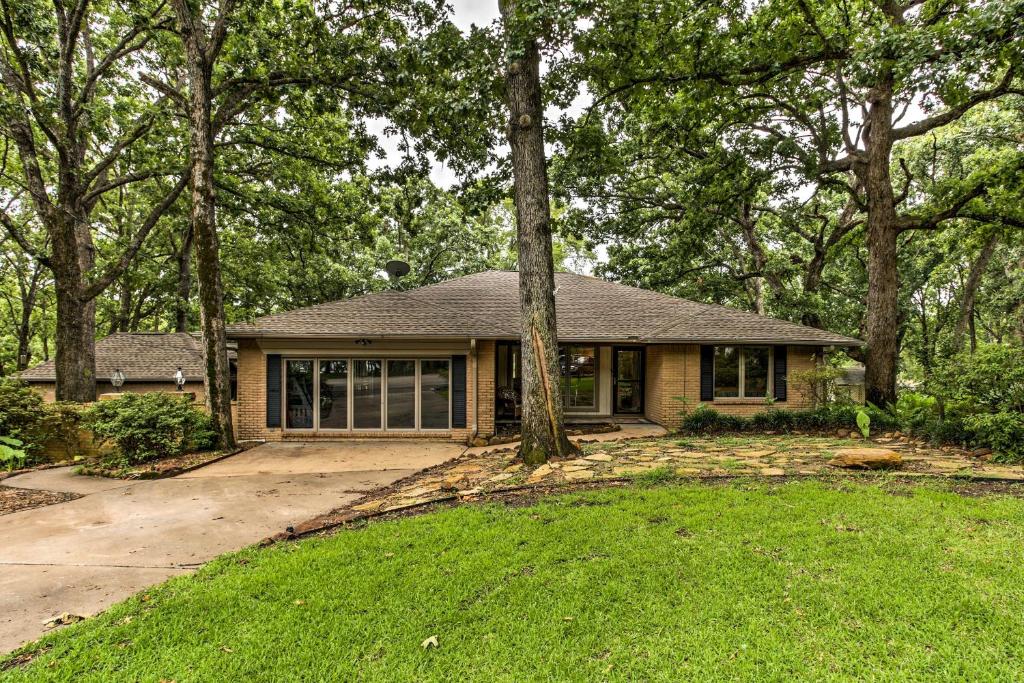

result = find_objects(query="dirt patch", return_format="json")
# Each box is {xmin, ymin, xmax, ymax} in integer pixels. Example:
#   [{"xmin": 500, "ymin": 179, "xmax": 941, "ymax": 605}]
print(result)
[
  {"xmin": 74, "ymin": 447, "xmax": 242, "ymax": 480},
  {"xmin": 0, "ymin": 485, "xmax": 79, "ymax": 516}
]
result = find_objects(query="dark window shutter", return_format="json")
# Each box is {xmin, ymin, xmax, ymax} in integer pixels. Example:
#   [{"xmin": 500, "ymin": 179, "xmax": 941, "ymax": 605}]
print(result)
[
  {"xmin": 451, "ymin": 355, "xmax": 467, "ymax": 428},
  {"xmin": 699, "ymin": 346, "xmax": 714, "ymax": 401},
  {"xmin": 773, "ymin": 345, "xmax": 788, "ymax": 402},
  {"xmin": 266, "ymin": 354, "xmax": 282, "ymax": 428}
]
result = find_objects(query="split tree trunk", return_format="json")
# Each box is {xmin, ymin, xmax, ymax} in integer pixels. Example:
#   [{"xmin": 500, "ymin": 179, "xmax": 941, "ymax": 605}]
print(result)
[
  {"xmin": 174, "ymin": 0, "xmax": 235, "ymax": 448},
  {"xmin": 501, "ymin": 0, "xmax": 577, "ymax": 464}
]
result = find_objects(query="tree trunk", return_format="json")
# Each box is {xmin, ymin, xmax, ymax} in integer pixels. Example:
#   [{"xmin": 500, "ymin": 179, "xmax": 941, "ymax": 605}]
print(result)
[
  {"xmin": 860, "ymin": 78, "xmax": 900, "ymax": 408},
  {"xmin": 51, "ymin": 209, "xmax": 97, "ymax": 401},
  {"xmin": 175, "ymin": 225, "xmax": 194, "ymax": 333},
  {"xmin": 952, "ymin": 233, "xmax": 998, "ymax": 353},
  {"xmin": 174, "ymin": 0, "xmax": 235, "ymax": 448},
  {"xmin": 501, "ymin": 0, "xmax": 577, "ymax": 464}
]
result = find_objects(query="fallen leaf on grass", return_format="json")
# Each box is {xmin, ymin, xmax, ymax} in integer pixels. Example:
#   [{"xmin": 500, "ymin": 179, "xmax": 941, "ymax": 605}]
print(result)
[
  {"xmin": 220, "ymin": 646, "xmax": 233, "ymax": 653},
  {"xmin": 294, "ymin": 599, "xmax": 305, "ymax": 605},
  {"xmin": 421, "ymin": 635, "xmax": 439, "ymax": 649}
]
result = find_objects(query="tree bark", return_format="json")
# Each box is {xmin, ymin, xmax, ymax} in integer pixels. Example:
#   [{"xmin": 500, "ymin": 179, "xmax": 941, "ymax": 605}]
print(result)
[
  {"xmin": 858, "ymin": 76, "xmax": 900, "ymax": 408},
  {"xmin": 175, "ymin": 225, "xmax": 194, "ymax": 333},
  {"xmin": 173, "ymin": 0, "xmax": 235, "ymax": 448},
  {"xmin": 501, "ymin": 0, "xmax": 577, "ymax": 464},
  {"xmin": 952, "ymin": 233, "xmax": 998, "ymax": 353}
]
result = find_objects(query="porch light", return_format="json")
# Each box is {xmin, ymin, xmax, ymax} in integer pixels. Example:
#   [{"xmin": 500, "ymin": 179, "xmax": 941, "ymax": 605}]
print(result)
[
  {"xmin": 174, "ymin": 366, "xmax": 186, "ymax": 391},
  {"xmin": 111, "ymin": 368, "xmax": 125, "ymax": 388}
]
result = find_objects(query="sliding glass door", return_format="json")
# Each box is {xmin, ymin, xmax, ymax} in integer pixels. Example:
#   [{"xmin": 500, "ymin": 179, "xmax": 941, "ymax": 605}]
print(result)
[{"xmin": 283, "ymin": 357, "xmax": 450, "ymax": 432}]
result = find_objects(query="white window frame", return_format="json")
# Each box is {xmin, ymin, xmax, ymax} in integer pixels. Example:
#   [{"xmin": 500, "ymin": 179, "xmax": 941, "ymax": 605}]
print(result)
[
  {"xmin": 713, "ymin": 346, "xmax": 774, "ymax": 400},
  {"xmin": 282, "ymin": 356, "xmax": 452, "ymax": 433}
]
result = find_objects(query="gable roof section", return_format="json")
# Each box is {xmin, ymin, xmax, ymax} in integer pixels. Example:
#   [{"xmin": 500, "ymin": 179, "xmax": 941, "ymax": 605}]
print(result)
[
  {"xmin": 227, "ymin": 270, "xmax": 862, "ymax": 346},
  {"xmin": 19, "ymin": 332, "xmax": 208, "ymax": 383}
]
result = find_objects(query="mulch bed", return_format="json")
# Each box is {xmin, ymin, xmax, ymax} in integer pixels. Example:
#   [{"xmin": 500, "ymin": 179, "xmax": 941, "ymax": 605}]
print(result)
[
  {"xmin": 0, "ymin": 485, "xmax": 80, "ymax": 516},
  {"xmin": 74, "ymin": 447, "xmax": 242, "ymax": 480}
]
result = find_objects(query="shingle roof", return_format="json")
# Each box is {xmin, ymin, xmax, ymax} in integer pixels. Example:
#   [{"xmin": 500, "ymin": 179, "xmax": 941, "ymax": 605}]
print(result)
[
  {"xmin": 19, "ymin": 332, "xmax": 208, "ymax": 383},
  {"xmin": 227, "ymin": 271, "xmax": 862, "ymax": 346}
]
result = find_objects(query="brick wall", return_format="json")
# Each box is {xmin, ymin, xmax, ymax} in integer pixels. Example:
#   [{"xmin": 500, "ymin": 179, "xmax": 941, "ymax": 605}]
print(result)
[
  {"xmin": 644, "ymin": 344, "xmax": 822, "ymax": 430},
  {"xmin": 235, "ymin": 338, "xmax": 275, "ymax": 441},
  {"xmin": 476, "ymin": 340, "xmax": 496, "ymax": 439}
]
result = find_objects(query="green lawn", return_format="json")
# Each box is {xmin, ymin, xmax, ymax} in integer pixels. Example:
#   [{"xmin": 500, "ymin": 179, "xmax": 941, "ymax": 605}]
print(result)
[{"xmin": 7, "ymin": 479, "xmax": 1024, "ymax": 681}]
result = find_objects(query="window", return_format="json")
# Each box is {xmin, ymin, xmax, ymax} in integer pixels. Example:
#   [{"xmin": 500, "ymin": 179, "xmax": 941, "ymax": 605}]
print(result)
[
  {"xmin": 714, "ymin": 346, "xmax": 771, "ymax": 399},
  {"xmin": 561, "ymin": 345, "xmax": 597, "ymax": 410},
  {"xmin": 283, "ymin": 357, "xmax": 451, "ymax": 432},
  {"xmin": 419, "ymin": 360, "xmax": 451, "ymax": 429},
  {"xmin": 386, "ymin": 360, "xmax": 416, "ymax": 429},
  {"xmin": 353, "ymin": 359, "xmax": 382, "ymax": 429},
  {"xmin": 318, "ymin": 360, "xmax": 348, "ymax": 429},
  {"xmin": 285, "ymin": 360, "xmax": 314, "ymax": 429}
]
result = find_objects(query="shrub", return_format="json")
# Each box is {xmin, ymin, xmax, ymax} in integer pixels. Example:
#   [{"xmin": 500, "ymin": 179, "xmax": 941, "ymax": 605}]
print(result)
[
  {"xmin": 749, "ymin": 408, "xmax": 797, "ymax": 432},
  {"xmin": 0, "ymin": 378, "xmax": 50, "ymax": 458},
  {"xmin": 962, "ymin": 412, "xmax": 1024, "ymax": 463},
  {"xmin": 679, "ymin": 404, "xmax": 746, "ymax": 433},
  {"xmin": 85, "ymin": 393, "xmax": 215, "ymax": 466},
  {"xmin": 791, "ymin": 365, "xmax": 850, "ymax": 407},
  {"xmin": 930, "ymin": 345, "xmax": 1024, "ymax": 414}
]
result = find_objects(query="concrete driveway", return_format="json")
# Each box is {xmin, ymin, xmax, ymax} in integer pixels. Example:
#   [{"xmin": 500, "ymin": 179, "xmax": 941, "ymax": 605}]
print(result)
[{"xmin": 0, "ymin": 440, "xmax": 463, "ymax": 654}]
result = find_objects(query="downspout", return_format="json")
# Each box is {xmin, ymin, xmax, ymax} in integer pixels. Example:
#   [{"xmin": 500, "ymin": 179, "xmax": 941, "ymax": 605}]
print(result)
[{"xmin": 470, "ymin": 338, "xmax": 478, "ymax": 442}]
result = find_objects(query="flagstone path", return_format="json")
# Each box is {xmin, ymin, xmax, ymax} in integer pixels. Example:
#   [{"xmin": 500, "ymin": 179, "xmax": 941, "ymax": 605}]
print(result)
[{"xmin": 343, "ymin": 432, "xmax": 1024, "ymax": 516}]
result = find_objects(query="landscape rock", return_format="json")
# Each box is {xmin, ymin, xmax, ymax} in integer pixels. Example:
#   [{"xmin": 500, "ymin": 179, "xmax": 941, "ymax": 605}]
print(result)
[{"xmin": 830, "ymin": 448, "xmax": 902, "ymax": 470}]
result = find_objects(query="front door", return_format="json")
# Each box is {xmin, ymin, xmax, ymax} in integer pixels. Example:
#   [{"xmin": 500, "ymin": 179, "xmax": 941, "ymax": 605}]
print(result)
[{"xmin": 613, "ymin": 347, "xmax": 644, "ymax": 414}]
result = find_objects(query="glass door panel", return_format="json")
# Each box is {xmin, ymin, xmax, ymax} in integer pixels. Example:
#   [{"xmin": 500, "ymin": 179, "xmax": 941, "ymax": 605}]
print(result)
[
  {"xmin": 353, "ymin": 359, "xmax": 382, "ymax": 429},
  {"xmin": 563, "ymin": 345, "xmax": 596, "ymax": 410},
  {"xmin": 386, "ymin": 360, "xmax": 416, "ymax": 429},
  {"xmin": 285, "ymin": 359, "xmax": 314, "ymax": 429},
  {"xmin": 318, "ymin": 360, "xmax": 348, "ymax": 429},
  {"xmin": 614, "ymin": 348, "xmax": 643, "ymax": 414},
  {"xmin": 420, "ymin": 360, "xmax": 450, "ymax": 429}
]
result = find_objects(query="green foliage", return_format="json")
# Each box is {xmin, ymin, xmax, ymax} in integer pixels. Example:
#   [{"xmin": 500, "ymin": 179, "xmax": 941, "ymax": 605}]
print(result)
[
  {"xmin": 678, "ymin": 402, "xmax": 900, "ymax": 436},
  {"xmin": 962, "ymin": 413, "xmax": 1024, "ymax": 463},
  {"xmin": 679, "ymin": 404, "xmax": 746, "ymax": 433},
  {"xmin": 930, "ymin": 345, "xmax": 1024, "ymax": 414},
  {"xmin": 856, "ymin": 410, "xmax": 871, "ymax": 439},
  {"xmin": 85, "ymin": 393, "xmax": 215, "ymax": 467},
  {"xmin": 0, "ymin": 436, "xmax": 29, "ymax": 471},
  {"xmin": 0, "ymin": 378, "xmax": 50, "ymax": 456}
]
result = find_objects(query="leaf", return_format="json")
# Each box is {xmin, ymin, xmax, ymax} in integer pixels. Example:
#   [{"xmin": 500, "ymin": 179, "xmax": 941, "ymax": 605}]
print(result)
[{"xmin": 421, "ymin": 635, "xmax": 439, "ymax": 649}]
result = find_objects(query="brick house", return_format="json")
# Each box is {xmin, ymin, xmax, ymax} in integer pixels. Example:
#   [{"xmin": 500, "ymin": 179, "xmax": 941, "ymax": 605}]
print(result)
[{"xmin": 228, "ymin": 271, "xmax": 861, "ymax": 443}]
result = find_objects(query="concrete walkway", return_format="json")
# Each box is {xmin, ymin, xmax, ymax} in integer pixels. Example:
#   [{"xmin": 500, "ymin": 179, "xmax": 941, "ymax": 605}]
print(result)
[{"xmin": 0, "ymin": 440, "xmax": 463, "ymax": 654}]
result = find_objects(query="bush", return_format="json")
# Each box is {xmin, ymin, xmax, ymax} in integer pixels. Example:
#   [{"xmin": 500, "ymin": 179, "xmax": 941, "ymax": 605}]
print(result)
[
  {"xmin": 930, "ymin": 345, "xmax": 1024, "ymax": 414},
  {"xmin": 85, "ymin": 393, "xmax": 215, "ymax": 466},
  {"xmin": 962, "ymin": 412, "xmax": 1024, "ymax": 463},
  {"xmin": 679, "ymin": 404, "xmax": 747, "ymax": 433},
  {"xmin": 677, "ymin": 402, "xmax": 900, "ymax": 436},
  {"xmin": 0, "ymin": 378, "xmax": 51, "ymax": 458}
]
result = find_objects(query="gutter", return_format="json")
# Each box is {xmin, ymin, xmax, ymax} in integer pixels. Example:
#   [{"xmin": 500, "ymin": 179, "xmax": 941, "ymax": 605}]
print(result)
[{"xmin": 470, "ymin": 338, "xmax": 478, "ymax": 442}]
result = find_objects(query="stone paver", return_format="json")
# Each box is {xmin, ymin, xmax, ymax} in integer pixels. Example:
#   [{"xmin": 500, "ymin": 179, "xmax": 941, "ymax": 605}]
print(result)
[{"xmin": 349, "ymin": 432, "xmax": 1024, "ymax": 521}]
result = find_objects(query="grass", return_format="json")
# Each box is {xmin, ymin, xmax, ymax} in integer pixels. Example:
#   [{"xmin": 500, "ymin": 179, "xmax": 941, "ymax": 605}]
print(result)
[{"xmin": 6, "ymin": 479, "xmax": 1024, "ymax": 681}]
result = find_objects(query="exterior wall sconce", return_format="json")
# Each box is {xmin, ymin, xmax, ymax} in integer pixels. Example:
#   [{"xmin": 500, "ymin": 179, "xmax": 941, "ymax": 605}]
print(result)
[
  {"xmin": 111, "ymin": 368, "xmax": 126, "ymax": 388},
  {"xmin": 174, "ymin": 366, "xmax": 186, "ymax": 391}
]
